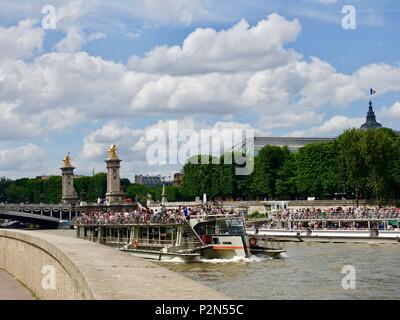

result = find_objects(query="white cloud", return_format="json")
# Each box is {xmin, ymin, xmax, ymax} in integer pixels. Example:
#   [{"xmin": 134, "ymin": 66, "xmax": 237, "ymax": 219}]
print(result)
[
  {"xmin": 2, "ymin": 4, "xmax": 399, "ymax": 178},
  {"xmin": 258, "ymin": 111, "xmax": 324, "ymax": 130},
  {"xmin": 380, "ymin": 101, "xmax": 400, "ymax": 119},
  {"xmin": 54, "ymin": 0, "xmax": 101, "ymax": 52},
  {"xmin": 128, "ymin": 14, "xmax": 302, "ymax": 75},
  {"xmin": 126, "ymin": 32, "xmax": 141, "ymax": 40},
  {"xmin": 378, "ymin": 101, "xmax": 400, "ymax": 130},
  {"xmin": 0, "ymin": 19, "xmax": 44, "ymax": 60},
  {"xmin": 0, "ymin": 102, "xmax": 44, "ymax": 139},
  {"xmin": 1, "ymin": 14, "xmax": 400, "ymax": 146},
  {"xmin": 77, "ymin": 118, "xmax": 257, "ymax": 177},
  {"xmin": 289, "ymin": 115, "xmax": 364, "ymax": 137},
  {"xmin": 103, "ymin": 0, "xmax": 215, "ymax": 25},
  {"xmin": 55, "ymin": 27, "xmax": 86, "ymax": 52},
  {"xmin": 0, "ymin": 144, "xmax": 47, "ymax": 172},
  {"xmin": 313, "ymin": 0, "xmax": 337, "ymax": 4},
  {"xmin": 87, "ymin": 32, "xmax": 106, "ymax": 41}
]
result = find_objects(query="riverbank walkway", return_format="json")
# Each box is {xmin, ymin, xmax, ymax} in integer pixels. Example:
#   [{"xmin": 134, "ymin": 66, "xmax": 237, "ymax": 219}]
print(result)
[
  {"xmin": 0, "ymin": 229, "xmax": 229, "ymax": 300},
  {"xmin": 0, "ymin": 270, "xmax": 34, "ymax": 300}
]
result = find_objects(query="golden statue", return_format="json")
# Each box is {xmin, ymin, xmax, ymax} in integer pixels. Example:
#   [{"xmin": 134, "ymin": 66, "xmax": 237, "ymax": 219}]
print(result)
[
  {"xmin": 108, "ymin": 144, "xmax": 118, "ymax": 159},
  {"xmin": 63, "ymin": 152, "xmax": 72, "ymax": 167}
]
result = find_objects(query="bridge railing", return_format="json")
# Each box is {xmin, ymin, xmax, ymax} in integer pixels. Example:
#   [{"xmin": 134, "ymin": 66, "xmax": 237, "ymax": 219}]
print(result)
[{"xmin": 0, "ymin": 203, "xmax": 80, "ymax": 221}]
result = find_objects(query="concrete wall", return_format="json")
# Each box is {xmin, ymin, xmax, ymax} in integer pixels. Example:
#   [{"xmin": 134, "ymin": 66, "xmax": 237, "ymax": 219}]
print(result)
[{"xmin": 0, "ymin": 229, "xmax": 228, "ymax": 300}]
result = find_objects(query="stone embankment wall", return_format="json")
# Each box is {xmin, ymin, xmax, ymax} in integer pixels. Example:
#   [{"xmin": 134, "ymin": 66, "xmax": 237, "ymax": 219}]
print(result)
[{"xmin": 0, "ymin": 229, "xmax": 228, "ymax": 300}]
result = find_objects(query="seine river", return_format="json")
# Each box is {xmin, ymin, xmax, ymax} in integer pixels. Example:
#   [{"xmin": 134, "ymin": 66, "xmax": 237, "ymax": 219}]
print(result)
[{"xmin": 157, "ymin": 242, "xmax": 400, "ymax": 299}]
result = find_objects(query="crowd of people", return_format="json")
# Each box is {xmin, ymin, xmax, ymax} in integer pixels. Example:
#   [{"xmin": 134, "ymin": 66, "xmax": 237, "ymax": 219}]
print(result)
[
  {"xmin": 276, "ymin": 206, "xmax": 400, "ymax": 220},
  {"xmin": 74, "ymin": 204, "xmax": 400, "ymax": 225},
  {"xmin": 75, "ymin": 205, "xmax": 237, "ymax": 225}
]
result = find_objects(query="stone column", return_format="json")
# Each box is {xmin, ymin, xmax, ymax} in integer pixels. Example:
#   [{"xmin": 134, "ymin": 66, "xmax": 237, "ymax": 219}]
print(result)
[
  {"xmin": 161, "ymin": 180, "xmax": 167, "ymax": 206},
  {"xmin": 105, "ymin": 145, "xmax": 124, "ymax": 204},
  {"xmin": 61, "ymin": 165, "xmax": 78, "ymax": 205}
]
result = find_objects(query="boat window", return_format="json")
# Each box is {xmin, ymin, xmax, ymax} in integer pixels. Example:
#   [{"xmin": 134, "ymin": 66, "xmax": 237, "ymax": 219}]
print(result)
[
  {"xmin": 140, "ymin": 227, "xmax": 148, "ymax": 239},
  {"xmin": 165, "ymin": 227, "xmax": 172, "ymax": 241},
  {"xmin": 216, "ymin": 218, "xmax": 245, "ymax": 235},
  {"xmin": 213, "ymin": 237, "xmax": 219, "ymax": 244},
  {"xmin": 160, "ymin": 227, "xmax": 166, "ymax": 241},
  {"xmin": 154, "ymin": 227, "xmax": 160, "ymax": 243},
  {"xmin": 222, "ymin": 242, "xmax": 232, "ymax": 245}
]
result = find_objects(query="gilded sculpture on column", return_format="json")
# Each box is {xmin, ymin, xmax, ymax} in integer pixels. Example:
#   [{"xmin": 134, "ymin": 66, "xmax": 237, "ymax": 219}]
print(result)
[
  {"xmin": 63, "ymin": 152, "xmax": 72, "ymax": 167},
  {"xmin": 108, "ymin": 144, "xmax": 118, "ymax": 159}
]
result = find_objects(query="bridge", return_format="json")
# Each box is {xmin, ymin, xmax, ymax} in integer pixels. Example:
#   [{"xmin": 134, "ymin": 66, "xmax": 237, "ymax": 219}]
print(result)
[
  {"xmin": 0, "ymin": 203, "xmax": 80, "ymax": 228},
  {"xmin": 0, "ymin": 210, "xmax": 61, "ymax": 228}
]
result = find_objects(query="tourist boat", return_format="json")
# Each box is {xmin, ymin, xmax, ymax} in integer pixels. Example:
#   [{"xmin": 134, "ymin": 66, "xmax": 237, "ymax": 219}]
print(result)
[
  {"xmin": 75, "ymin": 213, "xmax": 286, "ymax": 261},
  {"xmin": 0, "ymin": 220, "xmax": 26, "ymax": 229},
  {"xmin": 189, "ymin": 214, "xmax": 285, "ymax": 259},
  {"xmin": 246, "ymin": 217, "xmax": 400, "ymax": 244}
]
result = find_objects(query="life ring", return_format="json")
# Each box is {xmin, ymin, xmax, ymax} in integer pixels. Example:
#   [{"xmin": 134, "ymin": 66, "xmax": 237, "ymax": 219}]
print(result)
[
  {"xmin": 249, "ymin": 237, "xmax": 257, "ymax": 246},
  {"xmin": 132, "ymin": 240, "xmax": 139, "ymax": 248}
]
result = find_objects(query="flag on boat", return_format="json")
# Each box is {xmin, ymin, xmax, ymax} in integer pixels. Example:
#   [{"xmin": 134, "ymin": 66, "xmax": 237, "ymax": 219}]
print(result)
[
  {"xmin": 370, "ymin": 88, "xmax": 376, "ymax": 95},
  {"xmin": 136, "ymin": 200, "xmax": 146, "ymax": 210}
]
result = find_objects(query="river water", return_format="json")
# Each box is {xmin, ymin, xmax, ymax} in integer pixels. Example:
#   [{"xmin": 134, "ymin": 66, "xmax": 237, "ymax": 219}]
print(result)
[{"xmin": 156, "ymin": 242, "xmax": 400, "ymax": 299}]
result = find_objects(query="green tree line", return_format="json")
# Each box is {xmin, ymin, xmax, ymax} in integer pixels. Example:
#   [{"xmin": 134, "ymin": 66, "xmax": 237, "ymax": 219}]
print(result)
[
  {"xmin": 0, "ymin": 173, "xmax": 185, "ymax": 204},
  {"xmin": 1, "ymin": 128, "xmax": 399, "ymax": 205},
  {"xmin": 180, "ymin": 128, "xmax": 400, "ymax": 204}
]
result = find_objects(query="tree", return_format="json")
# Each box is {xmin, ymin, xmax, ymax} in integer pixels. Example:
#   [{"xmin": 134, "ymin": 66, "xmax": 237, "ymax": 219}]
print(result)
[
  {"xmin": 360, "ymin": 128, "xmax": 400, "ymax": 204},
  {"xmin": 337, "ymin": 129, "xmax": 367, "ymax": 205},
  {"xmin": 125, "ymin": 184, "xmax": 150, "ymax": 203},
  {"xmin": 250, "ymin": 145, "xmax": 289, "ymax": 199},
  {"xmin": 275, "ymin": 152, "xmax": 298, "ymax": 199},
  {"xmin": 87, "ymin": 173, "xmax": 107, "ymax": 202}
]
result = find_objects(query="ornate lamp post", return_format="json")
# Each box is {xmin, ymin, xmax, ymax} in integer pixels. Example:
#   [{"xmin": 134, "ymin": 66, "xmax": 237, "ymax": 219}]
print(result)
[
  {"xmin": 60, "ymin": 153, "xmax": 78, "ymax": 205},
  {"xmin": 105, "ymin": 145, "xmax": 124, "ymax": 204}
]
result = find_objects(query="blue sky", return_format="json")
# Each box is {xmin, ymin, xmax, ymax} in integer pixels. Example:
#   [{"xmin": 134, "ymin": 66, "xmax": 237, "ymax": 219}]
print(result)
[{"xmin": 0, "ymin": 0, "xmax": 400, "ymax": 179}]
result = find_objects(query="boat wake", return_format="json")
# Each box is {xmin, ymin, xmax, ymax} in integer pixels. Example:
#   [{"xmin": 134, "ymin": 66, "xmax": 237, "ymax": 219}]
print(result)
[
  {"xmin": 158, "ymin": 254, "xmax": 285, "ymax": 264},
  {"xmin": 279, "ymin": 252, "xmax": 290, "ymax": 259}
]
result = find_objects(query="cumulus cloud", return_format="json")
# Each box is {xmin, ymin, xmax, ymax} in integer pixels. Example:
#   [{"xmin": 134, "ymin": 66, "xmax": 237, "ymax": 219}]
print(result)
[
  {"xmin": 378, "ymin": 101, "xmax": 400, "ymax": 130},
  {"xmin": 103, "ymin": 0, "xmax": 215, "ymax": 25},
  {"xmin": 0, "ymin": 144, "xmax": 47, "ymax": 173},
  {"xmin": 77, "ymin": 118, "xmax": 257, "ymax": 177},
  {"xmin": 0, "ymin": 19, "xmax": 44, "ymax": 60},
  {"xmin": 380, "ymin": 101, "xmax": 400, "ymax": 119},
  {"xmin": 54, "ymin": 0, "xmax": 101, "ymax": 52},
  {"xmin": 1, "ymin": 14, "xmax": 400, "ymax": 143},
  {"xmin": 288, "ymin": 115, "xmax": 364, "ymax": 137},
  {"xmin": 258, "ymin": 111, "xmax": 324, "ymax": 130},
  {"xmin": 0, "ymin": 102, "xmax": 44, "ymax": 139},
  {"xmin": 128, "ymin": 14, "xmax": 302, "ymax": 75},
  {"xmin": 55, "ymin": 27, "xmax": 86, "ymax": 52},
  {"xmin": 2, "ymin": 12, "xmax": 400, "ymax": 178}
]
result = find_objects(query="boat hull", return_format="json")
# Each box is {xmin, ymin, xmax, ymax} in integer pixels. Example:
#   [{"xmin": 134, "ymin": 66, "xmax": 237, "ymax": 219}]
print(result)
[
  {"xmin": 249, "ymin": 228, "xmax": 400, "ymax": 244},
  {"xmin": 200, "ymin": 245, "xmax": 246, "ymax": 259},
  {"xmin": 120, "ymin": 248, "xmax": 200, "ymax": 261}
]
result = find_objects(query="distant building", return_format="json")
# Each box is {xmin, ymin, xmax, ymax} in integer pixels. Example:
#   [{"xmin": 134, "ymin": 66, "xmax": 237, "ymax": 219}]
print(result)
[
  {"xmin": 134, "ymin": 174, "xmax": 163, "ymax": 187},
  {"xmin": 252, "ymin": 136, "xmax": 334, "ymax": 153},
  {"xmin": 245, "ymin": 100, "xmax": 397, "ymax": 154},
  {"xmin": 36, "ymin": 175, "xmax": 55, "ymax": 180},
  {"xmin": 36, "ymin": 174, "xmax": 84, "ymax": 180},
  {"xmin": 360, "ymin": 100, "xmax": 382, "ymax": 130},
  {"xmin": 173, "ymin": 172, "xmax": 183, "ymax": 187}
]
